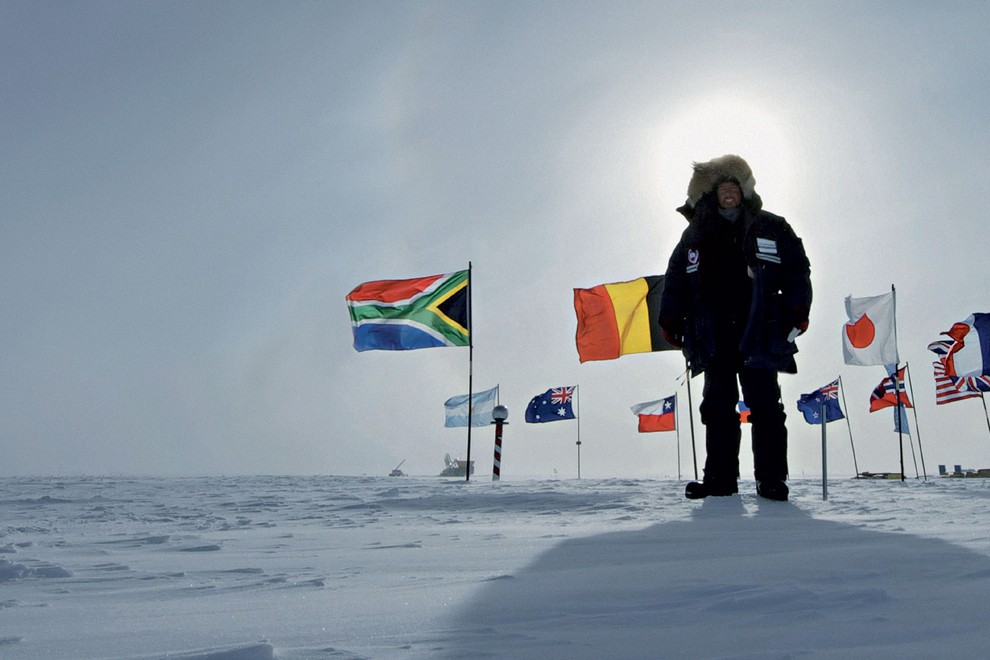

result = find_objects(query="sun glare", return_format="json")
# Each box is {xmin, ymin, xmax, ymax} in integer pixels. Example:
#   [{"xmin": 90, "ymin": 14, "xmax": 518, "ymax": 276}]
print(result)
[{"xmin": 651, "ymin": 98, "xmax": 796, "ymax": 210}]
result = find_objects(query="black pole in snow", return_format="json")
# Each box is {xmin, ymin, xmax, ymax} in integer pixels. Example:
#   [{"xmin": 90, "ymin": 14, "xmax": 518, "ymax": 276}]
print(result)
[
  {"xmin": 465, "ymin": 261, "xmax": 473, "ymax": 482},
  {"xmin": 685, "ymin": 358, "xmax": 698, "ymax": 481},
  {"xmin": 890, "ymin": 285, "xmax": 905, "ymax": 482}
]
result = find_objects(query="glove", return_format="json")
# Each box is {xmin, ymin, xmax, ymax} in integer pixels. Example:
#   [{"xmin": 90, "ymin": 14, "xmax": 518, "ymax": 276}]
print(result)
[
  {"xmin": 787, "ymin": 307, "xmax": 808, "ymax": 342},
  {"xmin": 788, "ymin": 306, "xmax": 809, "ymax": 336}
]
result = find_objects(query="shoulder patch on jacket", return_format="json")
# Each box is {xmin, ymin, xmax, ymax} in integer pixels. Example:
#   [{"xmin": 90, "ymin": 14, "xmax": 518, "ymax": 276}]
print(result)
[{"xmin": 686, "ymin": 248, "xmax": 700, "ymax": 273}]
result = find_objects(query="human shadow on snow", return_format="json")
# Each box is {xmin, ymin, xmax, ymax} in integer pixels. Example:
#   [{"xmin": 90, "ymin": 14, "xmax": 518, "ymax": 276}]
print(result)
[{"xmin": 434, "ymin": 496, "xmax": 990, "ymax": 659}]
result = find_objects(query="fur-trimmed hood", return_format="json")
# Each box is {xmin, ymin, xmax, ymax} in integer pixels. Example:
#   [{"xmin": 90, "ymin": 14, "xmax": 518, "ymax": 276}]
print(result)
[{"xmin": 678, "ymin": 154, "xmax": 762, "ymax": 217}]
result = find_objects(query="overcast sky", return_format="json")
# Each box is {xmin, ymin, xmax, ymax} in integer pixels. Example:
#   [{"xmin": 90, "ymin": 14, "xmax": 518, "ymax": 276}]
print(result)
[{"xmin": 3, "ymin": 1, "xmax": 989, "ymax": 479}]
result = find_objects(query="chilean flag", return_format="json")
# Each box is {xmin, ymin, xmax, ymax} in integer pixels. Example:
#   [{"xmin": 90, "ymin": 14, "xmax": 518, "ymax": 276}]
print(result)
[
  {"xmin": 942, "ymin": 313, "xmax": 990, "ymax": 378},
  {"xmin": 631, "ymin": 395, "xmax": 676, "ymax": 432}
]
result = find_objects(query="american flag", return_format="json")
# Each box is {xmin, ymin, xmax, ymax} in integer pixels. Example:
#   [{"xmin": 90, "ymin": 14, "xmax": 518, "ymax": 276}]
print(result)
[{"xmin": 929, "ymin": 340, "xmax": 990, "ymax": 404}]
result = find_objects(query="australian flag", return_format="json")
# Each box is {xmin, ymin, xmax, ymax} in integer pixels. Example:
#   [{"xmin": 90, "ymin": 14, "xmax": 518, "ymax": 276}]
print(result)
[
  {"xmin": 796, "ymin": 379, "xmax": 845, "ymax": 425},
  {"xmin": 525, "ymin": 386, "xmax": 577, "ymax": 423}
]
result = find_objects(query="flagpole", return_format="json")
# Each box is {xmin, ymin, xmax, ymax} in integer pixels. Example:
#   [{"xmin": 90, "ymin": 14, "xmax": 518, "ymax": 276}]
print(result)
[
  {"xmin": 905, "ymin": 363, "xmax": 928, "ymax": 480},
  {"xmin": 891, "ymin": 285, "xmax": 905, "ymax": 481},
  {"xmin": 891, "ymin": 284, "xmax": 900, "ymax": 362},
  {"xmin": 904, "ymin": 409, "xmax": 919, "ymax": 479},
  {"xmin": 894, "ymin": 376, "xmax": 921, "ymax": 479},
  {"xmin": 821, "ymin": 400, "xmax": 828, "ymax": 501},
  {"xmin": 982, "ymin": 395, "xmax": 990, "ymax": 443},
  {"xmin": 465, "ymin": 261, "xmax": 473, "ymax": 483},
  {"xmin": 575, "ymin": 384, "xmax": 582, "ymax": 480},
  {"xmin": 894, "ymin": 362, "xmax": 921, "ymax": 479},
  {"xmin": 675, "ymin": 392, "xmax": 682, "ymax": 481},
  {"xmin": 838, "ymin": 376, "xmax": 860, "ymax": 477},
  {"xmin": 891, "ymin": 365, "xmax": 919, "ymax": 479},
  {"xmin": 893, "ymin": 363, "xmax": 905, "ymax": 482},
  {"xmin": 685, "ymin": 358, "xmax": 699, "ymax": 481}
]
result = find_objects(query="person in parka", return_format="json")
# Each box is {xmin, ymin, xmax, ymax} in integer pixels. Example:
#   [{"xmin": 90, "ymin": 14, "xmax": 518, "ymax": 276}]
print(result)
[{"xmin": 659, "ymin": 155, "xmax": 812, "ymax": 501}]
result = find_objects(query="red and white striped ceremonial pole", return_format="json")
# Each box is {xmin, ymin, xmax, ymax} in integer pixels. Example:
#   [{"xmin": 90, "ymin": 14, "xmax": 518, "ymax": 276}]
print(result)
[{"xmin": 491, "ymin": 405, "xmax": 508, "ymax": 481}]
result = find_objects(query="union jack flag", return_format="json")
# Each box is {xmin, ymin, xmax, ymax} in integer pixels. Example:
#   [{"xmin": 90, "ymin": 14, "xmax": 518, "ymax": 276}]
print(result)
[
  {"xmin": 551, "ymin": 386, "xmax": 575, "ymax": 405},
  {"xmin": 820, "ymin": 380, "xmax": 839, "ymax": 399},
  {"xmin": 930, "ymin": 340, "xmax": 990, "ymax": 404},
  {"xmin": 796, "ymin": 378, "xmax": 844, "ymax": 424},
  {"xmin": 525, "ymin": 386, "xmax": 577, "ymax": 423}
]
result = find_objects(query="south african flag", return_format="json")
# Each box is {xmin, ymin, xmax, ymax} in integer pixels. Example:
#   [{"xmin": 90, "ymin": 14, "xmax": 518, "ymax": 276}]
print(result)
[{"xmin": 346, "ymin": 270, "xmax": 469, "ymax": 351}]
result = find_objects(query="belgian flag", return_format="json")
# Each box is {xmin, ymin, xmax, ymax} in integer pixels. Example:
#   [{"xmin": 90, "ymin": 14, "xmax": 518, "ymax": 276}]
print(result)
[{"xmin": 573, "ymin": 276, "xmax": 677, "ymax": 363}]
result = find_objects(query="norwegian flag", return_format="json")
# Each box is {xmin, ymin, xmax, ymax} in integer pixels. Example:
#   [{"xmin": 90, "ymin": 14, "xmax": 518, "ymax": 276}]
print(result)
[{"xmin": 869, "ymin": 368, "xmax": 912, "ymax": 412}]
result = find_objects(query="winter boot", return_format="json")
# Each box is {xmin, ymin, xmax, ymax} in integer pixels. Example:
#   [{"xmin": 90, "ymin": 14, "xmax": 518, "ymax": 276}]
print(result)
[
  {"xmin": 756, "ymin": 479, "xmax": 789, "ymax": 501},
  {"xmin": 685, "ymin": 480, "xmax": 739, "ymax": 499}
]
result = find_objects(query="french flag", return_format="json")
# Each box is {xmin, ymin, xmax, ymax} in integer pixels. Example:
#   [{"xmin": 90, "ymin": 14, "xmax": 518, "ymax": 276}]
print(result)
[{"xmin": 944, "ymin": 313, "xmax": 990, "ymax": 378}]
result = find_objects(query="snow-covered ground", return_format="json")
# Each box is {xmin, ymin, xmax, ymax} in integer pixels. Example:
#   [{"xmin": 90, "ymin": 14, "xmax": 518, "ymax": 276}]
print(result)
[{"xmin": 3, "ymin": 475, "xmax": 990, "ymax": 658}]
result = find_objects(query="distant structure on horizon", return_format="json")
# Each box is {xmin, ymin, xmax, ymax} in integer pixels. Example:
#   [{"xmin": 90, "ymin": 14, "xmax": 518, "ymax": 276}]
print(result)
[
  {"xmin": 939, "ymin": 464, "xmax": 990, "ymax": 478},
  {"xmin": 440, "ymin": 453, "xmax": 474, "ymax": 478}
]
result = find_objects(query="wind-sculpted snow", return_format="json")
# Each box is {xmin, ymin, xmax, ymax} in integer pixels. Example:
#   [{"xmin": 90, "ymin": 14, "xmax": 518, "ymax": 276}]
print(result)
[{"xmin": 2, "ymin": 475, "xmax": 990, "ymax": 658}]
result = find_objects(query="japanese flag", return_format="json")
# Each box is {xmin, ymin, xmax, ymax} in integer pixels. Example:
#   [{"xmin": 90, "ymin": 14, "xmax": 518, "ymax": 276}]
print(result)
[{"xmin": 842, "ymin": 291, "xmax": 898, "ymax": 366}]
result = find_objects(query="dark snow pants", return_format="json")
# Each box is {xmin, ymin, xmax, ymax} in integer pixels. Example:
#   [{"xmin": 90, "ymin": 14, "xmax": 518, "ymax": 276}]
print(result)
[{"xmin": 699, "ymin": 362, "xmax": 788, "ymax": 487}]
